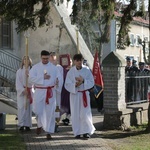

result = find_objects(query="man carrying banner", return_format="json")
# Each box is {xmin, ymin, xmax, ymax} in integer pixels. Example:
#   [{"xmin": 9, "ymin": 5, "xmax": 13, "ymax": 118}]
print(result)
[{"xmin": 92, "ymin": 51, "xmax": 104, "ymax": 113}]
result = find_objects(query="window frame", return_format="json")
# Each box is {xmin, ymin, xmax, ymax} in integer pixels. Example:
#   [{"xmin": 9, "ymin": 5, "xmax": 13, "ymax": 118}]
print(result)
[
  {"xmin": 130, "ymin": 33, "xmax": 135, "ymax": 46},
  {"xmin": 135, "ymin": 34, "xmax": 140, "ymax": 47},
  {"xmin": 0, "ymin": 18, "xmax": 12, "ymax": 49}
]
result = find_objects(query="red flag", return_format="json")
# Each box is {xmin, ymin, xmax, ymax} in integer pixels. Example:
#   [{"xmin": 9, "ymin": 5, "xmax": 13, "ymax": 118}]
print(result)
[{"xmin": 92, "ymin": 51, "xmax": 104, "ymax": 98}]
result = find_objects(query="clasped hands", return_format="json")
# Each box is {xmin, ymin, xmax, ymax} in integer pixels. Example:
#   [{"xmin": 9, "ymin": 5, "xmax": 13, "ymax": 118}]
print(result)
[
  {"xmin": 44, "ymin": 73, "xmax": 59, "ymax": 87},
  {"xmin": 44, "ymin": 73, "xmax": 50, "ymax": 80},
  {"xmin": 75, "ymin": 75, "xmax": 84, "ymax": 87}
]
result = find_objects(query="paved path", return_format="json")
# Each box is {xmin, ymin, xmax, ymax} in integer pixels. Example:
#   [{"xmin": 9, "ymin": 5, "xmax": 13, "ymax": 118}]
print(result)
[{"xmin": 6, "ymin": 109, "xmax": 113, "ymax": 150}]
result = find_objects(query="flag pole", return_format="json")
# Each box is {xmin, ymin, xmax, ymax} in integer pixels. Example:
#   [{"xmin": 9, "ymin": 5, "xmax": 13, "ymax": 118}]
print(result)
[
  {"xmin": 75, "ymin": 27, "xmax": 80, "ymax": 54},
  {"xmin": 24, "ymin": 31, "xmax": 30, "ymax": 110}
]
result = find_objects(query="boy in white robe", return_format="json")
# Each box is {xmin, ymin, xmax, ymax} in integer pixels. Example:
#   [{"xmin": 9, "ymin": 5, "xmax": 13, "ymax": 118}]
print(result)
[
  {"xmin": 49, "ymin": 51, "xmax": 63, "ymax": 131},
  {"xmin": 16, "ymin": 56, "xmax": 33, "ymax": 131},
  {"xmin": 49, "ymin": 51, "xmax": 63, "ymax": 108},
  {"xmin": 29, "ymin": 50, "xmax": 61, "ymax": 140},
  {"xmin": 65, "ymin": 54, "xmax": 95, "ymax": 139}
]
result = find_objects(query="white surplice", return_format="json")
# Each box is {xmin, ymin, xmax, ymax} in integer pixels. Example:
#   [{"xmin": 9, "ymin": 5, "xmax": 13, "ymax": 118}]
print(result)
[
  {"xmin": 29, "ymin": 62, "xmax": 61, "ymax": 133},
  {"xmin": 16, "ymin": 66, "xmax": 33, "ymax": 127},
  {"xmin": 65, "ymin": 65, "xmax": 95, "ymax": 136}
]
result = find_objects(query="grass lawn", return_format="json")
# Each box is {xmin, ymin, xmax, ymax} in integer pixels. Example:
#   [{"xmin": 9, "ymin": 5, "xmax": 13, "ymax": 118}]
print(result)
[
  {"xmin": 0, "ymin": 130, "xmax": 26, "ymax": 150},
  {"xmin": 100, "ymin": 124, "xmax": 150, "ymax": 150},
  {"xmin": 0, "ymin": 114, "xmax": 26, "ymax": 150}
]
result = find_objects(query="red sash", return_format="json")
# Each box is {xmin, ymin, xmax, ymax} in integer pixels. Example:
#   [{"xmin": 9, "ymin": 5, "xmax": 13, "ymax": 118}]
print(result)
[
  {"xmin": 24, "ymin": 86, "xmax": 33, "ymax": 104},
  {"xmin": 35, "ymin": 86, "xmax": 54, "ymax": 104},
  {"xmin": 78, "ymin": 90, "xmax": 88, "ymax": 107}
]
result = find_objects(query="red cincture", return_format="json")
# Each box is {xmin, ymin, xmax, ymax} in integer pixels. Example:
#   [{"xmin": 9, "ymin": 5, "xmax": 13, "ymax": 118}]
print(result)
[
  {"xmin": 35, "ymin": 86, "xmax": 54, "ymax": 104},
  {"xmin": 27, "ymin": 87, "xmax": 33, "ymax": 104},
  {"xmin": 24, "ymin": 86, "xmax": 33, "ymax": 104},
  {"xmin": 78, "ymin": 90, "xmax": 88, "ymax": 107}
]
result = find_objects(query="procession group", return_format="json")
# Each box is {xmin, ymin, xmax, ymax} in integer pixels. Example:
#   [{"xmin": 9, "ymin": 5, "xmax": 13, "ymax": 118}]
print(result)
[{"xmin": 15, "ymin": 50, "xmax": 95, "ymax": 140}]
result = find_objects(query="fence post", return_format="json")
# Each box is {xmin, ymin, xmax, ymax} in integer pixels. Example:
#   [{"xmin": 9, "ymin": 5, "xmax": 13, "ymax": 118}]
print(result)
[{"xmin": 102, "ymin": 51, "xmax": 126, "ymax": 129}]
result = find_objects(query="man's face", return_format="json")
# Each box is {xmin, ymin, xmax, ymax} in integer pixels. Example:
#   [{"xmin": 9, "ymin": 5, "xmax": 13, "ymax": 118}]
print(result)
[
  {"xmin": 139, "ymin": 65, "xmax": 144, "ymax": 70},
  {"xmin": 74, "ymin": 59, "xmax": 83, "ymax": 69},
  {"xmin": 126, "ymin": 60, "xmax": 132, "ymax": 67},
  {"xmin": 49, "ymin": 55, "xmax": 57, "ymax": 65},
  {"xmin": 41, "ymin": 55, "xmax": 50, "ymax": 64}
]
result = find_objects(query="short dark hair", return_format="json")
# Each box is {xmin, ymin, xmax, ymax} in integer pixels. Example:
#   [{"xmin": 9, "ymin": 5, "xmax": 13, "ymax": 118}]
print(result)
[
  {"xmin": 73, "ymin": 54, "xmax": 83, "ymax": 61},
  {"xmin": 41, "ymin": 50, "xmax": 50, "ymax": 56}
]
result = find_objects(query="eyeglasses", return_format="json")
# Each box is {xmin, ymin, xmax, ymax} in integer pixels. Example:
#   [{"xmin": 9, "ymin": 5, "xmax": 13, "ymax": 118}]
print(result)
[{"xmin": 41, "ymin": 57, "xmax": 49, "ymax": 60}]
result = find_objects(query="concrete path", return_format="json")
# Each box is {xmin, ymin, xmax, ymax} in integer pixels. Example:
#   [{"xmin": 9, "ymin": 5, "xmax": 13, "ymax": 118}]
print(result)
[{"xmin": 6, "ymin": 109, "xmax": 113, "ymax": 150}]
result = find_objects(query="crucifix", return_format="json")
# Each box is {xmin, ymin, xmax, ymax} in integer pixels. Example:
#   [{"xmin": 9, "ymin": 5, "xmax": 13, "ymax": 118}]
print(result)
[{"xmin": 56, "ymin": 17, "xmax": 65, "ymax": 55}]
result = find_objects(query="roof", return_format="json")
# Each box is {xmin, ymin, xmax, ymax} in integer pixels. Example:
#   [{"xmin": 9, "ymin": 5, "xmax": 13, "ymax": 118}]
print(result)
[{"xmin": 114, "ymin": 11, "xmax": 149, "ymax": 26}]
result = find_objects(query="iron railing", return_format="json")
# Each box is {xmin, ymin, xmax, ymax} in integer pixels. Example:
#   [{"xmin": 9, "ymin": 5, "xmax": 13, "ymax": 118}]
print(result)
[
  {"xmin": 0, "ymin": 50, "xmax": 21, "ymax": 100},
  {"xmin": 125, "ymin": 71, "xmax": 150, "ymax": 105},
  {"xmin": 0, "ymin": 50, "xmax": 21, "ymax": 85}
]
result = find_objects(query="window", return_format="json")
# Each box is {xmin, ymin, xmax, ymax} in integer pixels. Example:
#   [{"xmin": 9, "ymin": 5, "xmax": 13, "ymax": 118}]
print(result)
[
  {"xmin": 0, "ymin": 18, "xmax": 12, "ymax": 49},
  {"xmin": 130, "ymin": 56, "xmax": 134, "ymax": 61},
  {"xmin": 136, "ymin": 34, "xmax": 140, "ymax": 46},
  {"xmin": 136, "ymin": 56, "xmax": 139, "ymax": 65},
  {"xmin": 144, "ymin": 36, "xmax": 149, "ymax": 53},
  {"xmin": 145, "ymin": 47, "xmax": 149, "ymax": 54},
  {"xmin": 144, "ymin": 36, "xmax": 149, "ymax": 42},
  {"xmin": 130, "ymin": 33, "xmax": 135, "ymax": 46}
]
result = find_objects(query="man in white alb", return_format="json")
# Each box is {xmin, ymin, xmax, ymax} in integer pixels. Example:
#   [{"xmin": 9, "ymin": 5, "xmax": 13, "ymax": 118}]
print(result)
[
  {"xmin": 65, "ymin": 53, "xmax": 95, "ymax": 139},
  {"xmin": 49, "ymin": 51, "xmax": 63, "ymax": 108},
  {"xmin": 29, "ymin": 50, "xmax": 61, "ymax": 140}
]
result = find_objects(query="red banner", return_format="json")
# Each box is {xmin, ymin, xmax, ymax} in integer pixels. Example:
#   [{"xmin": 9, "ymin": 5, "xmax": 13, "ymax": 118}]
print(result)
[{"xmin": 92, "ymin": 51, "xmax": 104, "ymax": 98}]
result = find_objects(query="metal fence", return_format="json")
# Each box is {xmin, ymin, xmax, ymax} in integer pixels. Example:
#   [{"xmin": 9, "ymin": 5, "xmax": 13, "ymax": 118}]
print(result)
[{"xmin": 125, "ymin": 71, "xmax": 150, "ymax": 105}]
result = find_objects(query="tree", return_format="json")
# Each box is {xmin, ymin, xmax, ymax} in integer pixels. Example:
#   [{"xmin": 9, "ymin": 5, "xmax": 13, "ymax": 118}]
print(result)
[
  {"xmin": 0, "ymin": 0, "xmax": 52, "ymax": 32},
  {"xmin": 69, "ymin": 0, "xmax": 148, "ymax": 61},
  {"xmin": 70, "ymin": 0, "xmax": 115, "ymax": 62},
  {"xmin": 0, "ymin": 0, "xmax": 148, "ymax": 46}
]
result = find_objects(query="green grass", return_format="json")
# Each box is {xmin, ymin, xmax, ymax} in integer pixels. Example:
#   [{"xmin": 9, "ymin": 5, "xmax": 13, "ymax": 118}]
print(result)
[
  {"xmin": 116, "ymin": 133, "xmax": 150, "ymax": 150},
  {"xmin": 0, "ymin": 130, "xmax": 26, "ymax": 150},
  {"xmin": 101, "ymin": 123, "xmax": 150, "ymax": 150},
  {"xmin": 0, "ymin": 114, "xmax": 26, "ymax": 150}
]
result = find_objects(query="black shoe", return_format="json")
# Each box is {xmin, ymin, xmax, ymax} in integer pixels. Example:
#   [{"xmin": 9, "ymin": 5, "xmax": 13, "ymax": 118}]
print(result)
[
  {"xmin": 75, "ymin": 135, "xmax": 80, "ymax": 139},
  {"xmin": 36, "ymin": 127, "xmax": 42, "ymax": 135},
  {"xmin": 62, "ymin": 118, "xmax": 70, "ymax": 125},
  {"xmin": 83, "ymin": 133, "xmax": 90, "ymax": 139},
  {"xmin": 46, "ymin": 134, "xmax": 52, "ymax": 140},
  {"xmin": 19, "ymin": 126, "xmax": 24, "ymax": 131},
  {"xmin": 25, "ymin": 127, "xmax": 31, "ymax": 131}
]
